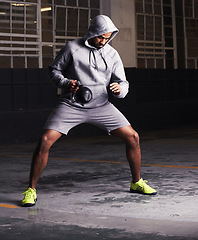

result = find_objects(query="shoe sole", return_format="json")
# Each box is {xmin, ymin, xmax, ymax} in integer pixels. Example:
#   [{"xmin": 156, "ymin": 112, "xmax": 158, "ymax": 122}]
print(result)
[
  {"xmin": 130, "ymin": 189, "xmax": 157, "ymax": 195},
  {"xmin": 22, "ymin": 198, "xmax": 37, "ymax": 207}
]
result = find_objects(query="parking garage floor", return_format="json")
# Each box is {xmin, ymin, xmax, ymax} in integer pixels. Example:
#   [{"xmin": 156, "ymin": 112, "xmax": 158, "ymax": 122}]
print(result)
[{"xmin": 0, "ymin": 125, "xmax": 198, "ymax": 240}]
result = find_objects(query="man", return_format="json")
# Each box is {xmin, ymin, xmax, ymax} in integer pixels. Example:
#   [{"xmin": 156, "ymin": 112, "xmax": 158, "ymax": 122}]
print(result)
[{"xmin": 22, "ymin": 15, "xmax": 157, "ymax": 207}]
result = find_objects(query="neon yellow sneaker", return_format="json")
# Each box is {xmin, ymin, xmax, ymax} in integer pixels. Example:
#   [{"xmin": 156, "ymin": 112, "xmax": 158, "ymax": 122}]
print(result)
[
  {"xmin": 22, "ymin": 187, "xmax": 37, "ymax": 207},
  {"xmin": 130, "ymin": 178, "xmax": 157, "ymax": 195}
]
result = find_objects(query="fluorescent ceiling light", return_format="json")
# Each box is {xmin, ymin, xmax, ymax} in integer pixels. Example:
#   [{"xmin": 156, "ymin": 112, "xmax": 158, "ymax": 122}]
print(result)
[
  {"xmin": 43, "ymin": 44, "xmax": 53, "ymax": 47},
  {"xmin": 41, "ymin": 7, "xmax": 52, "ymax": 12},
  {"xmin": 12, "ymin": 3, "xmax": 31, "ymax": 6},
  {"xmin": 12, "ymin": 3, "xmax": 25, "ymax": 6}
]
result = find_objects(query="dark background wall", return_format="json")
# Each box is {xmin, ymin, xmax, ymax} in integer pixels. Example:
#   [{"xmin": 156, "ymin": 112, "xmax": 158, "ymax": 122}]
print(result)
[{"xmin": 0, "ymin": 68, "xmax": 198, "ymax": 145}]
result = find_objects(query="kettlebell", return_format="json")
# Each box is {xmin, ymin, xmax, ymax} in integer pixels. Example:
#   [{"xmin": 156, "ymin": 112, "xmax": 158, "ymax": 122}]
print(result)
[{"xmin": 75, "ymin": 85, "xmax": 92, "ymax": 104}]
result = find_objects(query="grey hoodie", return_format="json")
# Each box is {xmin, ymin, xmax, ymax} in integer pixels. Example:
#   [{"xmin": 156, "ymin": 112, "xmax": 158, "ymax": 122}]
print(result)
[{"xmin": 49, "ymin": 15, "xmax": 129, "ymax": 108}]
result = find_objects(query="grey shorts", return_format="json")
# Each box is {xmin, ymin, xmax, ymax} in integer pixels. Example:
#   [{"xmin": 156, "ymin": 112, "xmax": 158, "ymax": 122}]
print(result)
[{"xmin": 44, "ymin": 102, "xmax": 130, "ymax": 135}]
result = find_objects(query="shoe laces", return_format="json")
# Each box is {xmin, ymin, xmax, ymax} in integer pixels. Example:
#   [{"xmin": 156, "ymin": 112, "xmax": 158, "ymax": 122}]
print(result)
[
  {"xmin": 22, "ymin": 188, "xmax": 35, "ymax": 196},
  {"xmin": 142, "ymin": 179, "xmax": 149, "ymax": 187},
  {"xmin": 137, "ymin": 179, "xmax": 148, "ymax": 190}
]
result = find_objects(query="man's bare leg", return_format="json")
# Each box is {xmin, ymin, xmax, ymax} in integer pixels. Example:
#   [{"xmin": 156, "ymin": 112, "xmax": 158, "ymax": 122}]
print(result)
[
  {"xmin": 29, "ymin": 129, "xmax": 62, "ymax": 189},
  {"xmin": 22, "ymin": 129, "xmax": 62, "ymax": 206},
  {"xmin": 111, "ymin": 125, "xmax": 157, "ymax": 195},
  {"xmin": 111, "ymin": 125, "xmax": 141, "ymax": 183}
]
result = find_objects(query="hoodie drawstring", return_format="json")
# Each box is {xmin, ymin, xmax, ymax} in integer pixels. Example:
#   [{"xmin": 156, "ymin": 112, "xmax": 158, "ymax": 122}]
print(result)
[
  {"xmin": 101, "ymin": 50, "xmax": 108, "ymax": 70},
  {"xmin": 89, "ymin": 48, "xmax": 108, "ymax": 71},
  {"xmin": 89, "ymin": 49, "xmax": 98, "ymax": 70}
]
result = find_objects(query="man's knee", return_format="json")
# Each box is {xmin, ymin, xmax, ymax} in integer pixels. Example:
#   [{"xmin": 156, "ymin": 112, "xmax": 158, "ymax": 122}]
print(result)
[
  {"xmin": 37, "ymin": 134, "xmax": 52, "ymax": 153},
  {"xmin": 111, "ymin": 126, "xmax": 140, "ymax": 147},
  {"xmin": 127, "ymin": 131, "xmax": 140, "ymax": 147},
  {"xmin": 38, "ymin": 129, "xmax": 62, "ymax": 152},
  {"xmin": 41, "ymin": 134, "xmax": 51, "ymax": 145}
]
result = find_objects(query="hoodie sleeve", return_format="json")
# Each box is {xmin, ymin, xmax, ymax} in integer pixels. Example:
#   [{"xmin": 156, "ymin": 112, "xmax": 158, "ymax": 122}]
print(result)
[
  {"xmin": 48, "ymin": 43, "xmax": 72, "ymax": 88},
  {"xmin": 111, "ymin": 52, "xmax": 129, "ymax": 98}
]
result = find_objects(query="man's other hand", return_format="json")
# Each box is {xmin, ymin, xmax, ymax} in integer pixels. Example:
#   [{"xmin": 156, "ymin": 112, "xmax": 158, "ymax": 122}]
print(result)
[
  {"xmin": 110, "ymin": 82, "xmax": 121, "ymax": 95},
  {"xmin": 68, "ymin": 80, "xmax": 79, "ymax": 93}
]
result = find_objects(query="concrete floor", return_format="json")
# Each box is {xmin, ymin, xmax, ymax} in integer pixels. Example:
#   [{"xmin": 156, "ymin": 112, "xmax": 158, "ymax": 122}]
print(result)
[{"xmin": 0, "ymin": 125, "xmax": 198, "ymax": 240}]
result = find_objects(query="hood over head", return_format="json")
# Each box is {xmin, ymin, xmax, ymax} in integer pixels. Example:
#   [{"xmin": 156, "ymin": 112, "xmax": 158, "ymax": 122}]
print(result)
[{"xmin": 84, "ymin": 15, "xmax": 118, "ymax": 48}]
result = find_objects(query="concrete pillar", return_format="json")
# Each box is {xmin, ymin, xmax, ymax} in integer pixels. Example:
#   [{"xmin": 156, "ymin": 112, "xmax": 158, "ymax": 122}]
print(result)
[{"xmin": 101, "ymin": 0, "xmax": 136, "ymax": 67}]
